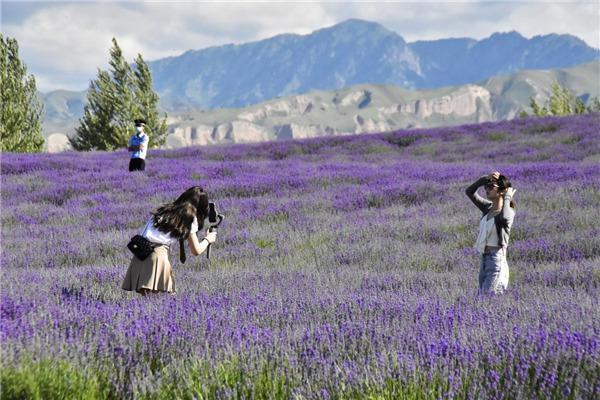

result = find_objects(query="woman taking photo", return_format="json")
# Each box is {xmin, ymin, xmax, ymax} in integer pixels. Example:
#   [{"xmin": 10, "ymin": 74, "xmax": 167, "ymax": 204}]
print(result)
[
  {"xmin": 122, "ymin": 186, "xmax": 217, "ymax": 295},
  {"xmin": 466, "ymin": 171, "xmax": 516, "ymax": 294}
]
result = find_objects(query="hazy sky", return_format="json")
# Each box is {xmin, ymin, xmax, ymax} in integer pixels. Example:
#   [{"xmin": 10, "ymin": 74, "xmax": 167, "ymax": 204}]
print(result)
[{"xmin": 2, "ymin": 0, "xmax": 599, "ymax": 92}]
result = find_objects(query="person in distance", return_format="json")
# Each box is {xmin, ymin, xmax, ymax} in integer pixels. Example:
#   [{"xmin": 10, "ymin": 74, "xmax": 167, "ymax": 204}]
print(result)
[
  {"xmin": 128, "ymin": 118, "xmax": 149, "ymax": 172},
  {"xmin": 465, "ymin": 171, "xmax": 516, "ymax": 295},
  {"xmin": 122, "ymin": 186, "xmax": 217, "ymax": 295}
]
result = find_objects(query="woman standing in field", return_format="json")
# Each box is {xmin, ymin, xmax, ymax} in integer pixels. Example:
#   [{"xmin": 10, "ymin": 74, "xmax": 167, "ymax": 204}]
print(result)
[
  {"xmin": 466, "ymin": 171, "xmax": 516, "ymax": 294},
  {"xmin": 122, "ymin": 186, "xmax": 217, "ymax": 295}
]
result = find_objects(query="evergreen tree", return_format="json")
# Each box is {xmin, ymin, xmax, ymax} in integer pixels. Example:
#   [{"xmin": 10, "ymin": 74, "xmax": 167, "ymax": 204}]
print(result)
[
  {"xmin": 529, "ymin": 82, "xmax": 598, "ymax": 117},
  {"xmin": 71, "ymin": 38, "xmax": 167, "ymax": 151},
  {"xmin": 133, "ymin": 54, "xmax": 168, "ymax": 146},
  {"xmin": 592, "ymin": 97, "xmax": 600, "ymax": 113},
  {"xmin": 574, "ymin": 97, "xmax": 587, "ymax": 114},
  {"xmin": 548, "ymin": 82, "xmax": 573, "ymax": 116},
  {"xmin": 0, "ymin": 34, "xmax": 45, "ymax": 152},
  {"xmin": 108, "ymin": 38, "xmax": 136, "ymax": 145},
  {"xmin": 69, "ymin": 70, "xmax": 118, "ymax": 150},
  {"xmin": 529, "ymin": 97, "xmax": 548, "ymax": 117}
]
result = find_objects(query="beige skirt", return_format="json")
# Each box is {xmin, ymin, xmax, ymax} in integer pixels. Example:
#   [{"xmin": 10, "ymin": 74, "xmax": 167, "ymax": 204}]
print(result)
[{"xmin": 122, "ymin": 244, "xmax": 175, "ymax": 293}]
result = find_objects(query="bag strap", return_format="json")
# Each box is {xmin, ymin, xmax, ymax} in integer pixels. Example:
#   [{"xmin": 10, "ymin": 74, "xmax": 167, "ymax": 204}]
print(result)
[{"xmin": 141, "ymin": 218, "xmax": 152, "ymax": 237}]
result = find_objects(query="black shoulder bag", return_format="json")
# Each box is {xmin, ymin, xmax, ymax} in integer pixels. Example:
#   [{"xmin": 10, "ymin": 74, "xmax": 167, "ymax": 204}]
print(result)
[{"xmin": 127, "ymin": 221, "xmax": 155, "ymax": 260}]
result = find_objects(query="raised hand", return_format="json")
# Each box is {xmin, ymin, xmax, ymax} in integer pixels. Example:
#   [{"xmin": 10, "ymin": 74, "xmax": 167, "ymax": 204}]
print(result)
[
  {"xmin": 205, "ymin": 230, "xmax": 217, "ymax": 244},
  {"xmin": 488, "ymin": 171, "xmax": 500, "ymax": 181}
]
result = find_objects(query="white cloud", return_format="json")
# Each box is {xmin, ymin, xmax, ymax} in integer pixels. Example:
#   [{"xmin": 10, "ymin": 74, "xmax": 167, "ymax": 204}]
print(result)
[
  {"xmin": 2, "ymin": 1, "xmax": 598, "ymax": 92},
  {"xmin": 321, "ymin": 2, "xmax": 599, "ymax": 46},
  {"xmin": 504, "ymin": 3, "xmax": 599, "ymax": 46}
]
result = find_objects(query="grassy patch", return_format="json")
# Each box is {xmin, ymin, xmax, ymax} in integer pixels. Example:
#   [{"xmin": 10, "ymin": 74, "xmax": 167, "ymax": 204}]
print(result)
[
  {"xmin": 559, "ymin": 134, "xmax": 581, "ymax": 145},
  {"xmin": 0, "ymin": 358, "xmax": 113, "ymax": 400},
  {"xmin": 382, "ymin": 133, "xmax": 423, "ymax": 148},
  {"xmin": 142, "ymin": 358, "xmax": 295, "ymax": 400},
  {"xmin": 485, "ymin": 131, "xmax": 508, "ymax": 142},
  {"xmin": 364, "ymin": 144, "xmax": 394, "ymax": 154},
  {"xmin": 522, "ymin": 123, "xmax": 558, "ymax": 135},
  {"xmin": 255, "ymin": 238, "xmax": 276, "ymax": 249},
  {"xmin": 411, "ymin": 143, "xmax": 437, "ymax": 156}
]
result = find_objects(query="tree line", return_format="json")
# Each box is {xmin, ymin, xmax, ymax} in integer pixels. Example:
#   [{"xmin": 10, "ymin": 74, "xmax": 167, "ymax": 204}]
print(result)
[
  {"xmin": 70, "ymin": 38, "xmax": 167, "ymax": 151},
  {"xmin": 523, "ymin": 83, "xmax": 600, "ymax": 117},
  {"xmin": 1, "ymin": 35, "xmax": 166, "ymax": 153},
  {"xmin": 1, "ymin": 33, "xmax": 599, "ymax": 153}
]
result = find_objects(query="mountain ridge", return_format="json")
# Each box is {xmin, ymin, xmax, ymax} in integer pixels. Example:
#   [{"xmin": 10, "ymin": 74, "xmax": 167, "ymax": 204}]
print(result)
[
  {"xmin": 42, "ymin": 61, "xmax": 600, "ymax": 152},
  {"xmin": 146, "ymin": 19, "xmax": 599, "ymax": 110}
]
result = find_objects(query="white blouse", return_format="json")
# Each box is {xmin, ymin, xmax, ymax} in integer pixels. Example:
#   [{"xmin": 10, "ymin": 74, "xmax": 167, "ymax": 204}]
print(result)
[
  {"xmin": 474, "ymin": 214, "xmax": 500, "ymax": 254},
  {"xmin": 141, "ymin": 216, "xmax": 199, "ymax": 246}
]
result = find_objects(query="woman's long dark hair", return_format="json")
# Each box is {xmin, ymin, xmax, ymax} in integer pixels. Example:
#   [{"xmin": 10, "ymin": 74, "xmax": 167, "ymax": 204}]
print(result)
[
  {"xmin": 495, "ymin": 175, "xmax": 516, "ymax": 209},
  {"xmin": 152, "ymin": 186, "xmax": 209, "ymax": 239}
]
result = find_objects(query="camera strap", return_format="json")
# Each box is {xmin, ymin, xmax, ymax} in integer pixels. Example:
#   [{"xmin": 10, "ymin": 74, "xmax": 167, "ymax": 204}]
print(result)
[{"xmin": 179, "ymin": 238, "xmax": 186, "ymax": 264}]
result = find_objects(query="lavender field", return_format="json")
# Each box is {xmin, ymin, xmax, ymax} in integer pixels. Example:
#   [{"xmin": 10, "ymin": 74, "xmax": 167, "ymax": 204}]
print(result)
[{"xmin": 1, "ymin": 114, "xmax": 600, "ymax": 399}]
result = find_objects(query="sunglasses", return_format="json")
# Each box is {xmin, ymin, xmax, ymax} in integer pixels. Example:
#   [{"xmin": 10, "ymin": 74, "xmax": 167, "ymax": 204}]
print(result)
[{"xmin": 485, "ymin": 183, "xmax": 500, "ymax": 190}]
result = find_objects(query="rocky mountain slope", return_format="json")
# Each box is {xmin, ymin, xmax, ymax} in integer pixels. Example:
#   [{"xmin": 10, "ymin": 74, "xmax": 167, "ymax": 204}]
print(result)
[
  {"xmin": 41, "ymin": 61, "xmax": 599, "ymax": 151},
  {"xmin": 149, "ymin": 19, "xmax": 598, "ymax": 110},
  {"xmin": 162, "ymin": 61, "xmax": 600, "ymax": 148}
]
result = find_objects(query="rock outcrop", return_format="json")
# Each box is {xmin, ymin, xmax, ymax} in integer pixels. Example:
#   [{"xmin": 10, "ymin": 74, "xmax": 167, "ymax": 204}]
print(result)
[
  {"xmin": 167, "ymin": 121, "xmax": 272, "ymax": 147},
  {"xmin": 354, "ymin": 115, "xmax": 390, "ymax": 134},
  {"xmin": 337, "ymin": 90, "xmax": 372, "ymax": 108},
  {"xmin": 238, "ymin": 96, "xmax": 313, "ymax": 122},
  {"xmin": 167, "ymin": 125, "xmax": 214, "ymax": 147},
  {"xmin": 413, "ymin": 86, "xmax": 491, "ymax": 118},
  {"xmin": 275, "ymin": 123, "xmax": 338, "ymax": 140}
]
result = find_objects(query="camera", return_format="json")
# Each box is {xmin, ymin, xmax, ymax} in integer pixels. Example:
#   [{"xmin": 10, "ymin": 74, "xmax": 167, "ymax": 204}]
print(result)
[
  {"xmin": 208, "ymin": 202, "xmax": 224, "ymax": 227},
  {"xmin": 206, "ymin": 202, "xmax": 224, "ymax": 259}
]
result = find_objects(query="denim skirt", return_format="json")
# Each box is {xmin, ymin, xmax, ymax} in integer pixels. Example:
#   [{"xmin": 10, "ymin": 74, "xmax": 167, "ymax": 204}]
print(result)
[{"xmin": 479, "ymin": 248, "xmax": 509, "ymax": 294}]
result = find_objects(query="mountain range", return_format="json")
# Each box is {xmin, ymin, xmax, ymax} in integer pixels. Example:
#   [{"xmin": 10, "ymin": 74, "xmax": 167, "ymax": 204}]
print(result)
[
  {"xmin": 161, "ymin": 61, "xmax": 600, "ymax": 148},
  {"xmin": 149, "ymin": 19, "xmax": 599, "ymax": 110},
  {"xmin": 44, "ymin": 61, "xmax": 600, "ymax": 152},
  {"xmin": 39, "ymin": 19, "xmax": 600, "ymax": 151}
]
